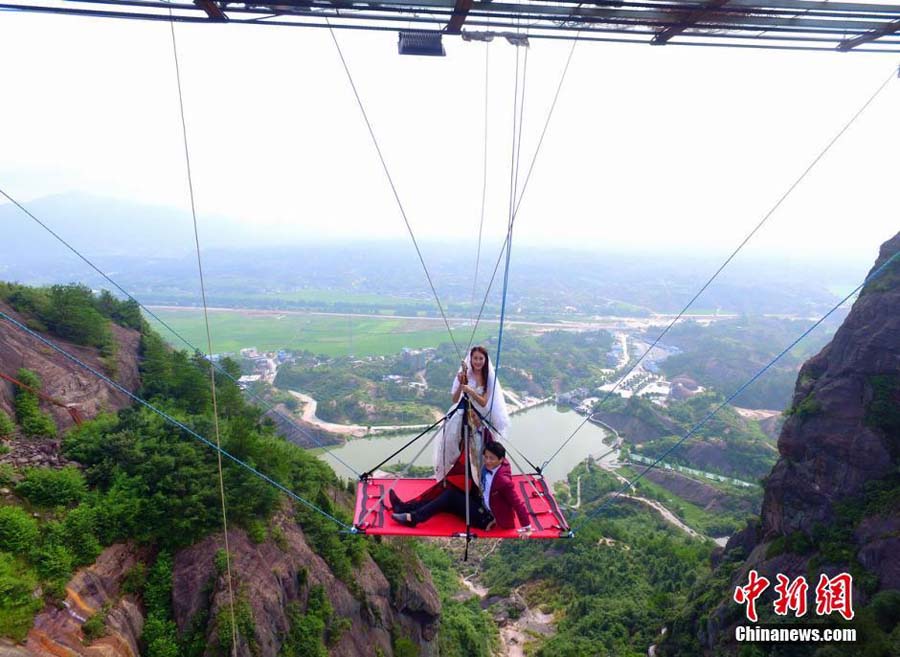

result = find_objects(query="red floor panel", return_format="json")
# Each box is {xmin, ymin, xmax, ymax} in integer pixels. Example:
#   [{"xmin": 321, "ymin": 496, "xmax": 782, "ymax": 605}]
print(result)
[{"xmin": 354, "ymin": 476, "xmax": 571, "ymax": 539}]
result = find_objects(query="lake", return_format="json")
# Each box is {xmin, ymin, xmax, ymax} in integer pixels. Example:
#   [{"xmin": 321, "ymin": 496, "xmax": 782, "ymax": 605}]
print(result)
[{"xmin": 316, "ymin": 403, "xmax": 615, "ymax": 483}]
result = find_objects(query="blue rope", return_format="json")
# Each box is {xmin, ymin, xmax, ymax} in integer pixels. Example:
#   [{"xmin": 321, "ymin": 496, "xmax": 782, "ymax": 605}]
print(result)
[
  {"xmin": 577, "ymin": 248, "xmax": 900, "ymax": 527},
  {"xmin": 0, "ymin": 186, "xmax": 362, "ymax": 479},
  {"xmin": 0, "ymin": 308, "xmax": 354, "ymax": 532}
]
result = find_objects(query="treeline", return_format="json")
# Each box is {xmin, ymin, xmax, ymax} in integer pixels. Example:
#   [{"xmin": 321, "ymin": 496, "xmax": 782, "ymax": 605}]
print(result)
[
  {"xmin": 274, "ymin": 355, "xmax": 438, "ymax": 425},
  {"xmin": 0, "ymin": 282, "xmax": 142, "ymax": 354},
  {"xmin": 655, "ymin": 317, "xmax": 837, "ymax": 411},
  {"xmin": 600, "ymin": 393, "xmax": 777, "ymax": 481}
]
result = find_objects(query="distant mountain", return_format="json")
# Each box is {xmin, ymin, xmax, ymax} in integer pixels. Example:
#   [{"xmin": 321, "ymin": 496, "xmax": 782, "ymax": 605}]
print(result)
[
  {"xmin": 1, "ymin": 192, "xmax": 859, "ymax": 317},
  {"xmin": 0, "ymin": 192, "xmax": 266, "ymax": 259}
]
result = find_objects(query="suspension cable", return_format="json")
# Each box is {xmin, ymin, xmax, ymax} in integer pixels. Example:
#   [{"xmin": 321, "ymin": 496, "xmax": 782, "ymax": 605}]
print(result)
[
  {"xmin": 465, "ymin": 34, "xmax": 578, "ymax": 353},
  {"xmin": 0, "ymin": 190, "xmax": 364, "ymax": 479},
  {"xmin": 167, "ymin": 18, "xmax": 237, "ymax": 650},
  {"xmin": 577, "ymin": 248, "xmax": 900, "ymax": 527},
  {"xmin": 326, "ymin": 20, "xmax": 462, "ymax": 360},
  {"xmin": 0, "ymin": 308, "xmax": 354, "ymax": 532},
  {"xmin": 471, "ymin": 41, "xmax": 490, "ymax": 314},
  {"xmin": 540, "ymin": 63, "xmax": 898, "ymax": 472}
]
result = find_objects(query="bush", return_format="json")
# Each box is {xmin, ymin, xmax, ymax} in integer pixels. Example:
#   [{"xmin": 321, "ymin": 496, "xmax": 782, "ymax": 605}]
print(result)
[
  {"xmin": 34, "ymin": 543, "xmax": 75, "ymax": 584},
  {"xmin": 246, "ymin": 519, "xmax": 267, "ymax": 545},
  {"xmin": 0, "ymin": 411, "xmax": 15, "ymax": 438},
  {"xmin": 60, "ymin": 505, "xmax": 102, "ymax": 565},
  {"xmin": 82, "ymin": 604, "xmax": 110, "ymax": 642},
  {"xmin": 16, "ymin": 466, "xmax": 87, "ymax": 507},
  {"xmin": 122, "ymin": 562, "xmax": 147, "ymax": 595},
  {"xmin": 0, "ymin": 506, "xmax": 40, "ymax": 553},
  {"xmin": 13, "ymin": 369, "xmax": 56, "ymax": 438},
  {"xmin": 0, "ymin": 551, "xmax": 43, "ymax": 641},
  {"xmin": 0, "ymin": 464, "xmax": 15, "ymax": 487}
]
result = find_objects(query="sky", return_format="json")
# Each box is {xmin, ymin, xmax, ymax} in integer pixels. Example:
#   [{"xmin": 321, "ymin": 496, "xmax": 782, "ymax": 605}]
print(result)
[{"xmin": 1, "ymin": 10, "xmax": 898, "ymax": 270}]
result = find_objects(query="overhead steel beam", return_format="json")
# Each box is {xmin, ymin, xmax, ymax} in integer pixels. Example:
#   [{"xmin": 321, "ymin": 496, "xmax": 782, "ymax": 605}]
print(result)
[
  {"xmin": 194, "ymin": 0, "xmax": 227, "ymax": 19},
  {"xmin": 837, "ymin": 18, "xmax": 900, "ymax": 49},
  {"xmin": 445, "ymin": 0, "xmax": 474, "ymax": 32},
  {"xmin": 652, "ymin": 0, "xmax": 729, "ymax": 44}
]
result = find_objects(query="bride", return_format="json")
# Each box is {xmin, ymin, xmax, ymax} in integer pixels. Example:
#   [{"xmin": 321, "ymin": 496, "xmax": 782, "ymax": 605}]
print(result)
[{"xmin": 434, "ymin": 345, "xmax": 511, "ymax": 482}]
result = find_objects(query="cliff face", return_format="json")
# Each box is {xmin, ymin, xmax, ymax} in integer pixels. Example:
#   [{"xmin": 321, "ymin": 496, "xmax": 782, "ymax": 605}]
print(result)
[
  {"xmin": 1, "ymin": 297, "xmax": 441, "ymax": 657},
  {"xmin": 171, "ymin": 507, "xmax": 440, "ymax": 657},
  {"xmin": 665, "ymin": 232, "xmax": 900, "ymax": 655},
  {"xmin": 762, "ymin": 233, "xmax": 900, "ymax": 538},
  {"xmin": 0, "ymin": 300, "xmax": 141, "ymax": 433},
  {"xmin": 15, "ymin": 507, "xmax": 440, "ymax": 657}
]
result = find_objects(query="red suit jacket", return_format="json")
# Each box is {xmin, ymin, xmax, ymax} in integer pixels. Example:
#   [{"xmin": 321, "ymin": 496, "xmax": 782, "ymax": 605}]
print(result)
[{"xmin": 485, "ymin": 460, "xmax": 531, "ymax": 529}]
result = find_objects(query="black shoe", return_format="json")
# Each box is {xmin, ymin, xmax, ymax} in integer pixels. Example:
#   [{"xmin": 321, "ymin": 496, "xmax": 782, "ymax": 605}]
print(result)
[
  {"xmin": 389, "ymin": 489, "xmax": 410, "ymax": 513},
  {"xmin": 392, "ymin": 512, "xmax": 417, "ymax": 527}
]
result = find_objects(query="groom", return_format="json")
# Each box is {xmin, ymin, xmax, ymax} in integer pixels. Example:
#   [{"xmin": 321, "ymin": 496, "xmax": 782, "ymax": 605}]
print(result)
[{"xmin": 391, "ymin": 441, "xmax": 533, "ymax": 536}]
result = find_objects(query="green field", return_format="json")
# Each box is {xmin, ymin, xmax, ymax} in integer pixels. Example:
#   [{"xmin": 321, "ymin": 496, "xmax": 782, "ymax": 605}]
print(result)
[{"xmin": 146, "ymin": 308, "xmax": 497, "ymax": 357}]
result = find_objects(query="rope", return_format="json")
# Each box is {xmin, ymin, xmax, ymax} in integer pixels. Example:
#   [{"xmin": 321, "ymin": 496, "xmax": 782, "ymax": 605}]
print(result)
[
  {"xmin": 166, "ymin": 18, "xmax": 239, "ymax": 648},
  {"xmin": 471, "ymin": 41, "xmax": 490, "ymax": 314},
  {"xmin": 362, "ymin": 409, "xmax": 455, "ymax": 477},
  {"xmin": 0, "ymin": 188, "xmax": 364, "ymax": 479},
  {"xmin": 577, "ymin": 248, "xmax": 900, "ymax": 527},
  {"xmin": 488, "ymin": 38, "xmax": 528, "ymax": 417},
  {"xmin": 539, "ymin": 63, "xmax": 898, "ymax": 472},
  {"xmin": 356, "ymin": 418, "xmax": 441, "ymax": 529},
  {"xmin": 326, "ymin": 20, "xmax": 462, "ymax": 360},
  {"xmin": 0, "ymin": 308, "xmax": 354, "ymax": 531},
  {"xmin": 464, "ymin": 32, "xmax": 576, "ymax": 352}
]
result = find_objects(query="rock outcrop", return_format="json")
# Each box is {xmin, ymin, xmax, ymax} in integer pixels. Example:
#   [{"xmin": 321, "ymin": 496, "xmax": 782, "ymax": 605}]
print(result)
[
  {"xmin": 0, "ymin": 300, "xmax": 141, "ymax": 435},
  {"xmin": 761, "ymin": 234, "xmax": 899, "ymax": 537},
  {"xmin": 663, "ymin": 232, "xmax": 900, "ymax": 655},
  {"xmin": 24, "ymin": 543, "xmax": 149, "ymax": 657},
  {"xmin": 172, "ymin": 507, "xmax": 440, "ymax": 657}
]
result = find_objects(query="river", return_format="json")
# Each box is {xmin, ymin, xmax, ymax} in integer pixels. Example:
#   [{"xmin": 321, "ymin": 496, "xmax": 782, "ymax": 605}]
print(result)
[{"xmin": 316, "ymin": 404, "xmax": 614, "ymax": 482}]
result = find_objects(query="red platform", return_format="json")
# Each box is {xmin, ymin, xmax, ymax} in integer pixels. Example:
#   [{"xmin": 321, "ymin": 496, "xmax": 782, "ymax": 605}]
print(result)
[{"xmin": 353, "ymin": 475, "xmax": 570, "ymax": 539}]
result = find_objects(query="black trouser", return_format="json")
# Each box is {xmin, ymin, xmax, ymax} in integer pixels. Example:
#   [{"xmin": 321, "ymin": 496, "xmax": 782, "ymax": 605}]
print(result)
[{"xmin": 409, "ymin": 487, "xmax": 494, "ymax": 529}]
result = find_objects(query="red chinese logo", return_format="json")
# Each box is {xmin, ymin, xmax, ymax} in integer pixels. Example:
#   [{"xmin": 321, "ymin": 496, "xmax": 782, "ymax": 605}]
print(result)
[
  {"xmin": 773, "ymin": 574, "xmax": 808, "ymax": 617},
  {"xmin": 734, "ymin": 571, "xmax": 854, "ymax": 621},
  {"xmin": 734, "ymin": 569, "xmax": 770, "ymax": 622},
  {"xmin": 815, "ymin": 573, "xmax": 854, "ymax": 621}
]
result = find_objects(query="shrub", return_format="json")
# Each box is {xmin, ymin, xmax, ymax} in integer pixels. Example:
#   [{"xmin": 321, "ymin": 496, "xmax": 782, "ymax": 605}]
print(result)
[
  {"xmin": 0, "ymin": 506, "xmax": 40, "ymax": 553},
  {"xmin": 0, "ymin": 411, "xmax": 15, "ymax": 438},
  {"xmin": 16, "ymin": 466, "xmax": 87, "ymax": 507},
  {"xmin": 0, "ymin": 551, "xmax": 43, "ymax": 641},
  {"xmin": 13, "ymin": 369, "xmax": 56, "ymax": 438},
  {"xmin": 246, "ymin": 519, "xmax": 267, "ymax": 545},
  {"xmin": 122, "ymin": 562, "xmax": 147, "ymax": 595},
  {"xmin": 82, "ymin": 604, "xmax": 110, "ymax": 642},
  {"xmin": 60, "ymin": 505, "xmax": 102, "ymax": 565},
  {"xmin": 34, "ymin": 543, "xmax": 75, "ymax": 584},
  {"xmin": 0, "ymin": 464, "xmax": 15, "ymax": 487}
]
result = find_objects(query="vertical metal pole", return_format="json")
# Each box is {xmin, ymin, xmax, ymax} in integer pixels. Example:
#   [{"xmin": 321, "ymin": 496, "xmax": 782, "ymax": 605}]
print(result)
[{"xmin": 463, "ymin": 395, "xmax": 472, "ymax": 560}]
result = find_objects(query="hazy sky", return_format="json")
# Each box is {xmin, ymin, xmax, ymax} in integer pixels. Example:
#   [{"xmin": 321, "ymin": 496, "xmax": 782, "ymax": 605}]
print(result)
[{"xmin": 1, "ymin": 11, "xmax": 898, "ymax": 267}]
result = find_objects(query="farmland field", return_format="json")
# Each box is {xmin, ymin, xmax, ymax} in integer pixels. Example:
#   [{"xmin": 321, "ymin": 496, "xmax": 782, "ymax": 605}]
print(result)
[{"xmin": 146, "ymin": 307, "xmax": 497, "ymax": 356}]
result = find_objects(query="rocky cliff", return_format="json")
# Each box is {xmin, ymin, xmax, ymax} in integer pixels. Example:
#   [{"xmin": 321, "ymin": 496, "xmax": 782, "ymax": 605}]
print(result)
[
  {"xmin": 0, "ymin": 300, "xmax": 141, "ymax": 435},
  {"xmin": 0, "ymin": 297, "xmax": 442, "ymax": 657},
  {"xmin": 13, "ymin": 509, "xmax": 439, "ymax": 657},
  {"xmin": 663, "ymin": 232, "xmax": 900, "ymax": 655}
]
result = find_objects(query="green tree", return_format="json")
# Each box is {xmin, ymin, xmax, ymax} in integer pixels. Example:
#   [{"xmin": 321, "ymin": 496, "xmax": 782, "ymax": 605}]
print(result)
[
  {"xmin": 13, "ymin": 369, "xmax": 56, "ymax": 438},
  {"xmin": 46, "ymin": 284, "xmax": 113, "ymax": 349},
  {"xmin": 0, "ymin": 552, "xmax": 43, "ymax": 641},
  {"xmin": 0, "ymin": 506, "xmax": 40, "ymax": 553}
]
